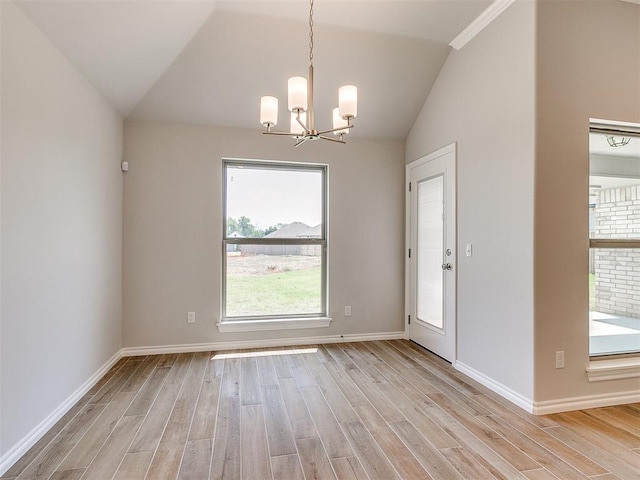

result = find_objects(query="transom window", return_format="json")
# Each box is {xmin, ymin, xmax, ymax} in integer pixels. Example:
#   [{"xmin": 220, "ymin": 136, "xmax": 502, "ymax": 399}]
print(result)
[{"xmin": 222, "ymin": 159, "xmax": 327, "ymax": 321}]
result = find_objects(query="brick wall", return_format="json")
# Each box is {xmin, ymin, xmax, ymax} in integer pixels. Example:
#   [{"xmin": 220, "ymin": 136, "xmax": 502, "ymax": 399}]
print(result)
[{"xmin": 593, "ymin": 185, "xmax": 640, "ymax": 317}]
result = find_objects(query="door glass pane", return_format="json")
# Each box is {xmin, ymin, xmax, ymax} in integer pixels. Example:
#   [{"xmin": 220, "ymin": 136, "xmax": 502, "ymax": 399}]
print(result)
[{"xmin": 417, "ymin": 175, "xmax": 444, "ymax": 329}]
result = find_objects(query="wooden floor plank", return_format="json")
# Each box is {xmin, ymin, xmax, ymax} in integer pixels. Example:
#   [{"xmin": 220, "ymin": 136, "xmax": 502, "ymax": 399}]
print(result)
[
  {"xmin": 210, "ymin": 357, "xmax": 241, "ymax": 480},
  {"xmin": 14, "ymin": 403, "xmax": 107, "ymax": 480},
  {"xmin": 346, "ymin": 367, "xmax": 405, "ymax": 422},
  {"xmin": 48, "ymin": 469, "xmax": 86, "ymax": 480},
  {"xmin": 260, "ymin": 384, "xmax": 297, "ymax": 457},
  {"xmin": 544, "ymin": 426, "xmax": 640, "ymax": 480},
  {"xmin": 300, "ymin": 386, "xmax": 354, "ymax": 459},
  {"xmin": 177, "ymin": 438, "xmax": 212, "ymax": 480},
  {"xmin": 302, "ymin": 353, "xmax": 360, "ymax": 424},
  {"xmin": 188, "ymin": 358, "xmax": 223, "ymax": 441},
  {"xmin": 342, "ymin": 420, "xmax": 401, "ymax": 480},
  {"xmin": 330, "ymin": 456, "xmax": 369, "ymax": 480},
  {"xmin": 471, "ymin": 393, "xmax": 607, "ymax": 477},
  {"xmin": 89, "ymin": 358, "xmax": 144, "ymax": 405},
  {"xmin": 58, "ymin": 391, "xmax": 137, "ymax": 470},
  {"xmin": 240, "ymin": 404, "xmax": 271, "ymax": 480},
  {"xmin": 79, "ymin": 414, "xmax": 144, "ymax": 480},
  {"xmin": 278, "ymin": 377, "xmax": 317, "ymax": 440},
  {"xmin": 389, "ymin": 420, "xmax": 464, "ymax": 480},
  {"xmin": 240, "ymin": 358, "xmax": 261, "ymax": 406},
  {"xmin": 479, "ymin": 414, "xmax": 590, "ymax": 480},
  {"xmin": 296, "ymin": 437, "xmax": 337, "ymax": 480},
  {"xmin": 113, "ymin": 451, "xmax": 154, "ymax": 480},
  {"xmin": 271, "ymin": 454, "xmax": 305, "ymax": 480},
  {"xmin": 128, "ymin": 382, "xmax": 182, "ymax": 454},
  {"xmin": 428, "ymin": 392, "xmax": 540, "ymax": 472},
  {"xmin": 353, "ymin": 404, "xmax": 431, "ymax": 479},
  {"xmin": 523, "ymin": 468, "xmax": 561, "ymax": 480},
  {"xmin": 125, "ymin": 365, "xmax": 172, "ymax": 417},
  {"xmin": 144, "ymin": 354, "xmax": 208, "ymax": 479},
  {"xmin": 440, "ymin": 447, "xmax": 499, "ymax": 479},
  {"xmin": 4, "ymin": 341, "xmax": 636, "ymax": 480}
]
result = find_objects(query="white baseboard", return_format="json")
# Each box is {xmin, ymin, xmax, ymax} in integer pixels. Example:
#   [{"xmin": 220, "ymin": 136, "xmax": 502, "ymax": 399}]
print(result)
[
  {"xmin": 532, "ymin": 390, "xmax": 640, "ymax": 415},
  {"xmin": 455, "ymin": 360, "xmax": 640, "ymax": 415},
  {"xmin": 0, "ymin": 350, "xmax": 123, "ymax": 476},
  {"xmin": 454, "ymin": 361, "xmax": 535, "ymax": 413},
  {"xmin": 121, "ymin": 331, "xmax": 407, "ymax": 357}
]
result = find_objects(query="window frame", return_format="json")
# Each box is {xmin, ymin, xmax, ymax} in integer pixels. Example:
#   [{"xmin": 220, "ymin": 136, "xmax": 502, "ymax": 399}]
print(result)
[
  {"xmin": 588, "ymin": 120, "xmax": 640, "ymax": 359},
  {"xmin": 221, "ymin": 158, "xmax": 328, "ymax": 323}
]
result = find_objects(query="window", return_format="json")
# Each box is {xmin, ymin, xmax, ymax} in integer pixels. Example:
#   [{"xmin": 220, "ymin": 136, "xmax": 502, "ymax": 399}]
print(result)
[
  {"xmin": 588, "ymin": 120, "xmax": 640, "ymax": 357},
  {"xmin": 221, "ymin": 160, "xmax": 328, "ymax": 326}
]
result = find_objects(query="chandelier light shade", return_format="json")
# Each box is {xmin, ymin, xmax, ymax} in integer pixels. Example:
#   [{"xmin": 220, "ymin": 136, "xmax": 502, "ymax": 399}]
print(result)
[
  {"xmin": 260, "ymin": 96, "xmax": 278, "ymax": 127},
  {"xmin": 259, "ymin": 0, "xmax": 357, "ymax": 146},
  {"xmin": 338, "ymin": 85, "xmax": 358, "ymax": 119},
  {"xmin": 288, "ymin": 77, "xmax": 308, "ymax": 112}
]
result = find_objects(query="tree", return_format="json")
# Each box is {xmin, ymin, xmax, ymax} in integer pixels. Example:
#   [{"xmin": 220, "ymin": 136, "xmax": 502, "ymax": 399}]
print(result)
[
  {"xmin": 263, "ymin": 223, "xmax": 283, "ymax": 236},
  {"xmin": 226, "ymin": 217, "xmax": 238, "ymax": 236},
  {"xmin": 237, "ymin": 216, "xmax": 255, "ymax": 237}
]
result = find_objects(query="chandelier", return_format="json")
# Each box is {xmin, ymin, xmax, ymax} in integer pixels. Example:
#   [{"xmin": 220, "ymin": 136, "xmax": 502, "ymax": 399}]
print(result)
[
  {"xmin": 606, "ymin": 135, "xmax": 631, "ymax": 147},
  {"xmin": 259, "ymin": 0, "xmax": 357, "ymax": 146}
]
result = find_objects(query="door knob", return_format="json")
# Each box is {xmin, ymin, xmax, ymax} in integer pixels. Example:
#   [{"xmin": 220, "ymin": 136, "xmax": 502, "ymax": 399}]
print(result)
[{"xmin": 441, "ymin": 263, "xmax": 453, "ymax": 271}]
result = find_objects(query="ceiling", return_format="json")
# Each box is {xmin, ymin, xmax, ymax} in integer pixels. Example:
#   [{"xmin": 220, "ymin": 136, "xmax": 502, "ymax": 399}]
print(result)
[
  {"xmin": 15, "ymin": 0, "xmax": 493, "ymax": 140},
  {"xmin": 590, "ymin": 132, "xmax": 640, "ymax": 159}
]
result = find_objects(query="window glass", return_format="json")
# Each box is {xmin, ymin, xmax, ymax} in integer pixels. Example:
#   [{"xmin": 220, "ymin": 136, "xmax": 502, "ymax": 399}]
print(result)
[
  {"xmin": 588, "ymin": 125, "xmax": 640, "ymax": 356},
  {"xmin": 223, "ymin": 160, "xmax": 327, "ymax": 320}
]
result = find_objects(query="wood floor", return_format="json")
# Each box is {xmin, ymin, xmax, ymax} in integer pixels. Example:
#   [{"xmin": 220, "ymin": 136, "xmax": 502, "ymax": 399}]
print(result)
[{"xmin": 3, "ymin": 340, "xmax": 640, "ymax": 480}]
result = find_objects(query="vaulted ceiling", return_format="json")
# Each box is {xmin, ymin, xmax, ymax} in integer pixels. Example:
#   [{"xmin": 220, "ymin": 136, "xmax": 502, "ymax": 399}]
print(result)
[{"xmin": 15, "ymin": 0, "xmax": 493, "ymax": 140}]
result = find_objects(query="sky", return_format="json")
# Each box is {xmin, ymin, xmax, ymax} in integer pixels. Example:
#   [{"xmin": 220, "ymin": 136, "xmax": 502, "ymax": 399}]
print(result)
[{"xmin": 226, "ymin": 165, "xmax": 322, "ymax": 229}]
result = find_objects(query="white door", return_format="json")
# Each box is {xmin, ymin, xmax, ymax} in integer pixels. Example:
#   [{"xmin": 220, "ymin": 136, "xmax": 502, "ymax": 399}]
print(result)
[{"xmin": 406, "ymin": 144, "xmax": 456, "ymax": 362}]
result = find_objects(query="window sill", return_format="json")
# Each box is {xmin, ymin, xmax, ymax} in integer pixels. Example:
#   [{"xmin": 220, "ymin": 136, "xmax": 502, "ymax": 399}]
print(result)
[
  {"xmin": 216, "ymin": 317, "xmax": 332, "ymax": 333},
  {"xmin": 586, "ymin": 356, "xmax": 640, "ymax": 382}
]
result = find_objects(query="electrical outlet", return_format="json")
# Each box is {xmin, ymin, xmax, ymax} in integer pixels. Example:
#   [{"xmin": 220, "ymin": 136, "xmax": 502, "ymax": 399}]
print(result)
[
  {"xmin": 187, "ymin": 312, "xmax": 196, "ymax": 324},
  {"xmin": 345, "ymin": 306, "xmax": 352, "ymax": 317},
  {"xmin": 555, "ymin": 350, "xmax": 565, "ymax": 369}
]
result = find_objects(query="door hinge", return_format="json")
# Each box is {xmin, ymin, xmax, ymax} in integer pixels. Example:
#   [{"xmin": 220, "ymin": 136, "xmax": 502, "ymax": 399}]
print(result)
[
  {"xmin": 408, "ymin": 248, "xmax": 411, "ymax": 258},
  {"xmin": 408, "ymin": 315, "xmax": 411, "ymax": 325},
  {"xmin": 409, "ymin": 182, "xmax": 412, "ymax": 192}
]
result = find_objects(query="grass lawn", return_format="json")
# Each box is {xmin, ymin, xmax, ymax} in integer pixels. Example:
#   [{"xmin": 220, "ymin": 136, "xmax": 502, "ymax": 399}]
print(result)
[{"xmin": 226, "ymin": 266, "xmax": 322, "ymax": 317}]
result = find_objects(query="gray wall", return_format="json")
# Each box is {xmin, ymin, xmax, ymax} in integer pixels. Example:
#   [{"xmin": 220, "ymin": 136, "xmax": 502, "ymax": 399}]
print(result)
[
  {"xmin": 406, "ymin": 1, "xmax": 536, "ymax": 401},
  {"xmin": 123, "ymin": 121, "xmax": 405, "ymax": 348},
  {"xmin": 1, "ymin": 1, "xmax": 123, "ymax": 458},
  {"xmin": 535, "ymin": 0, "xmax": 640, "ymax": 401}
]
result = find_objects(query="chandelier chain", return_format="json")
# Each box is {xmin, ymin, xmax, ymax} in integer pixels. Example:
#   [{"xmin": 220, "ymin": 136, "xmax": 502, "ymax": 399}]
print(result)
[{"xmin": 309, "ymin": 0, "xmax": 314, "ymax": 66}]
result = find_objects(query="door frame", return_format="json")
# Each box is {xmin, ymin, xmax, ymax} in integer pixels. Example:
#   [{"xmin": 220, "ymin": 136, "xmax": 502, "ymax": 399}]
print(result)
[{"xmin": 405, "ymin": 143, "xmax": 457, "ymax": 360}]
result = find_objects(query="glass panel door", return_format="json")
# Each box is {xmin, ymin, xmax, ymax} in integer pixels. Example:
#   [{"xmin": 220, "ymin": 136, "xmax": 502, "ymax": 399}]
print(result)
[{"xmin": 417, "ymin": 175, "xmax": 444, "ymax": 329}]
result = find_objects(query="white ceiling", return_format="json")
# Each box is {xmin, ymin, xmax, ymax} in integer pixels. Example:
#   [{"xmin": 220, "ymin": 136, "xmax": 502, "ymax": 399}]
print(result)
[
  {"xmin": 15, "ymin": 0, "xmax": 493, "ymax": 140},
  {"xmin": 590, "ymin": 132, "xmax": 640, "ymax": 159}
]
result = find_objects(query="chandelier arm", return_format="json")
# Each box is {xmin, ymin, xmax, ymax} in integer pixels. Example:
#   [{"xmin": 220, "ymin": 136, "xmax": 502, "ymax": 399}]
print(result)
[
  {"xmin": 319, "ymin": 135, "xmax": 346, "ymax": 144},
  {"xmin": 294, "ymin": 137, "xmax": 309, "ymax": 148},
  {"xmin": 315, "ymin": 124, "xmax": 354, "ymax": 136},
  {"xmin": 263, "ymin": 131, "xmax": 299, "ymax": 136},
  {"xmin": 295, "ymin": 113, "xmax": 310, "ymax": 133}
]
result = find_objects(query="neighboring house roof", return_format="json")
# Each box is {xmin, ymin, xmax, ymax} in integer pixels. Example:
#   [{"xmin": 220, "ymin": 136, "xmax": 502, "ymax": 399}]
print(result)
[{"xmin": 266, "ymin": 222, "xmax": 321, "ymax": 238}]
